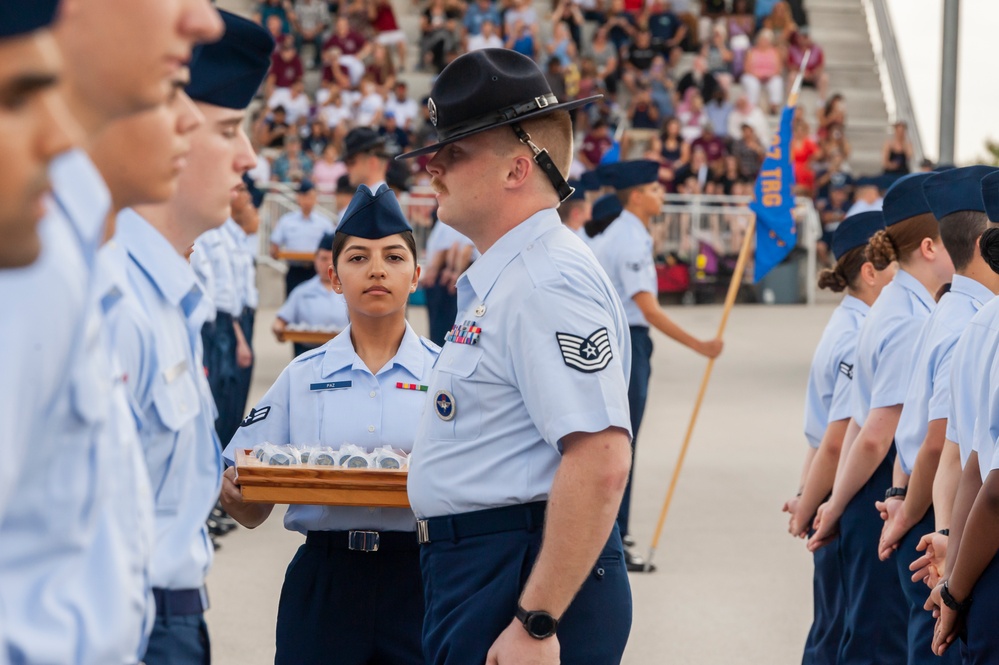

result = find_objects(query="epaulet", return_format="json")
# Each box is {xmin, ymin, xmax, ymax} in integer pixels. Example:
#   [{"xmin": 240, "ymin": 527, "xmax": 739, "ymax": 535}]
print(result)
[
  {"xmin": 420, "ymin": 336, "xmax": 442, "ymax": 355},
  {"xmin": 520, "ymin": 239, "xmax": 564, "ymax": 288},
  {"xmin": 292, "ymin": 347, "xmax": 327, "ymax": 364}
]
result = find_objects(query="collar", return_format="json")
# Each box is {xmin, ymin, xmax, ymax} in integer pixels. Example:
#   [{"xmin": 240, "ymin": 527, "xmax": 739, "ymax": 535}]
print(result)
[
  {"xmin": 49, "ymin": 149, "xmax": 111, "ymax": 250},
  {"xmin": 320, "ymin": 322, "xmax": 425, "ymax": 379},
  {"xmin": 462, "ymin": 208, "xmax": 561, "ymax": 304},
  {"xmin": 224, "ymin": 218, "xmax": 247, "ymax": 240},
  {"xmin": 116, "ymin": 208, "xmax": 205, "ymax": 317},
  {"xmin": 894, "ymin": 268, "xmax": 936, "ymax": 313},
  {"xmin": 840, "ymin": 293, "xmax": 870, "ymax": 314},
  {"xmin": 948, "ymin": 274, "xmax": 995, "ymax": 310},
  {"xmin": 93, "ymin": 242, "xmax": 130, "ymax": 316},
  {"xmin": 616, "ymin": 209, "xmax": 650, "ymax": 237}
]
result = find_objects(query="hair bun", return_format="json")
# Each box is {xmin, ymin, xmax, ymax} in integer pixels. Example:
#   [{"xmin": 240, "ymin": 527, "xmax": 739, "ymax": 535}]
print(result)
[
  {"xmin": 817, "ymin": 267, "xmax": 848, "ymax": 292},
  {"xmin": 866, "ymin": 229, "xmax": 897, "ymax": 270},
  {"xmin": 980, "ymin": 227, "xmax": 999, "ymax": 274}
]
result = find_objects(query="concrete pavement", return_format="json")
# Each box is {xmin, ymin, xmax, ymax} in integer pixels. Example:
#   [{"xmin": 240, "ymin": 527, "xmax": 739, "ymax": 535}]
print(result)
[{"xmin": 206, "ymin": 301, "xmax": 832, "ymax": 664}]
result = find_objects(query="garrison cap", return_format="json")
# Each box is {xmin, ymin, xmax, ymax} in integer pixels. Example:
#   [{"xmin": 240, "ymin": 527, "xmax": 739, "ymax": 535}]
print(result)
[
  {"xmin": 335, "ymin": 185, "xmax": 412, "ymax": 239},
  {"xmin": 565, "ymin": 181, "xmax": 587, "ymax": 201},
  {"xmin": 580, "ymin": 170, "xmax": 602, "ymax": 192},
  {"xmin": 597, "ymin": 160, "xmax": 660, "ymax": 190},
  {"xmin": 0, "ymin": 1, "xmax": 60, "ymax": 38},
  {"xmin": 317, "ymin": 233, "xmax": 335, "ymax": 252},
  {"xmin": 882, "ymin": 172, "xmax": 935, "ymax": 226},
  {"xmin": 591, "ymin": 194, "xmax": 624, "ymax": 224},
  {"xmin": 832, "ymin": 211, "xmax": 885, "ymax": 260},
  {"xmin": 922, "ymin": 165, "xmax": 997, "ymax": 219},
  {"xmin": 297, "ymin": 179, "xmax": 315, "ymax": 194},
  {"xmin": 982, "ymin": 171, "xmax": 999, "ymax": 223},
  {"xmin": 186, "ymin": 10, "xmax": 274, "ymax": 109}
]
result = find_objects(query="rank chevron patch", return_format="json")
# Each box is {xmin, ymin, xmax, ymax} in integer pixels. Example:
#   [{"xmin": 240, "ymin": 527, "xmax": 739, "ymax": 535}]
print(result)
[{"xmin": 556, "ymin": 328, "xmax": 613, "ymax": 373}]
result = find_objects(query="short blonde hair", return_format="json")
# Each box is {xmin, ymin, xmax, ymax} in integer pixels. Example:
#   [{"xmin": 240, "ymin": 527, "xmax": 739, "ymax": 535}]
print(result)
[{"xmin": 492, "ymin": 110, "xmax": 574, "ymax": 184}]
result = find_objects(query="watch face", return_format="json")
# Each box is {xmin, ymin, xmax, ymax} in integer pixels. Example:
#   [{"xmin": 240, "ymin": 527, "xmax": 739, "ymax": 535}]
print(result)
[{"xmin": 527, "ymin": 613, "xmax": 557, "ymax": 638}]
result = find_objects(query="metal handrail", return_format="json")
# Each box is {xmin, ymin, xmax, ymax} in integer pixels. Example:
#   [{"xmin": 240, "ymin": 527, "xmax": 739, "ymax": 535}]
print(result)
[{"xmin": 862, "ymin": 0, "xmax": 926, "ymax": 163}]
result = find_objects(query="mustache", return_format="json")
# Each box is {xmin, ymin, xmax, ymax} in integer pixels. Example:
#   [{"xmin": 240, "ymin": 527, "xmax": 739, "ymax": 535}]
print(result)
[{"xmin": 430, "ymin": 177, "xmax": 448, "ymax": 195}]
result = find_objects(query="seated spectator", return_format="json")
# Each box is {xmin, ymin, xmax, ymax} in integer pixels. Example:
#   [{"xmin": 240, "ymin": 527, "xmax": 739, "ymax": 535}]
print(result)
[
  {"xmin": 704, "ymin": 87, "xmax": 732, "ymax": 137},
  {"xmin": 268, "ymin": 79, "xmax": 311, "ymax": 125},
  {"xmin": 727, "ymin": 0, "xmax": 755, "ymax": 45},
  {"xmin": 660, "ymin": 116, "xmax": 690, "ymax": 170},
  {"xmin": 676, "ymin": 88, "xmax": 707, "ymax": 142},
  {"xmin": 648, "ymin": 55, "xmax": 677, "ymax": 119},
  {"xmin": 365, "ymin": 42, "xmax": 397, "ymax": 94},
  {"xmin": 354, "ymin": 77, "xmax": 385, "ymax": 127},
  {"xmin": 791, "ymin": 118, "xmax": 818, "ymax": 195},
  {"xmin": 544, "ymin": 58, "xmax": 568, "ymax": 103},
  {"xmin": 621, "ymin": 29, "xmax": 657, "ymax": 92},
  {"xmin": 272, "ymin": 135, "xmax": 315, "ymax": 183},
  {"xmin": 716, "ymin": 154, "xmax": 743, "ymax": 195},
  {"xmin": 324, "ymin": 16, "xmax": 371, "ymax": 84},
  {"xmin": 291, "ymin": 0, "xmax": 330, "ymax": 66},
  {"xmin": 763, "ymin": 1, "xmax": 797, "ymax": 52},
  {"xmin": 270, "ymin": 35, "xmax": 305, "ymax": 94},
  {"xmin": 378, "ymin": 112, "xmax": 410, "ymax": 156},
  {"xmin": 727, "ymin": 93, "xmax": 770, "ymax": 145},
  {"xmin": 264, "ymin": 14, "xmax": 286, "ymax": 46},
  {"xmin": 370, "ymin": 0, "xmax": 407, "ymax": 72},
  {"xmin": 312, "ymin": 143, "xmax": 347, "ymax": 194},
  {"xmin": 624, "ymin": 86, "xmax": 661, "ymax": 156},
  {"xmin": 741, "ymin": 29, "xmax": 785, "ymax": 114},
  {"xmin": 604, "ymin": 0, "xmax": 637, "ymax": 51},
  {"xmin": 463, "ymin": 0, "xmax": 501, "ymax": 37},
  {"xmin": 818, "ymin": 121, "xmax": 851, "ymax": 165},
  {"xmin": 585, "ymin": 27, "xmax": 620, "ymax": 95},
  {"xmin": 317, "ymin": 83, "xmax": 352, "ymax": 137},
  {"xmin": 646, "ymin": 0, "xmax": 687, "ymax": 64},
  {"xmin": 816, "ymin": 185, "xmax": 851, "ymax": 266},
  {"xmin": 320, "ymin": 46, "xmax": 353, "ymax": 88},
  {"xmin": 546, "ymin": 21, "xmax": 578, "ymax": 69},
  {"xmin": 579, "ymin": 119, "xmax": 613, "ymax": 170},
  {"xmin": 385, "ymin": 81, "xmax": 419, "ymax": 131},
  {"xmin": 255, "ymin": 0, "xmax": 292, "ymax": 34},
  {"xmin": 702, "ymin": 25, "xmax": 733, "ymax": 90},
  {"xmin": 505, "ymin": 19, "xmax": 537, "ymax": 60},
  {"xmin": 302, "ymin": 118, "xmax": 331, "ymax": 158},
  {"xmin": 691, "ymin": 121, "xmax": 726, "ymax": 167},
  {"xmin": 421, "ymin": 0, "xmax": 462, "ymax": 72},
  {"xmin": 882, "ymin": 120, "xmax": 913, "ymax": 175},
  {"xmin": 675, "ymin": 145, "xmax": 710, "ymax": 190},
  {"xmin": 730, "ymin": 122, "xmax": 766, "ymax": 179},
  {"xmin": 552, "ymin": 0, "xmax": 585, "ymax": 52},
  {"xmin": 677, "ymin": 56, "xmax": 720, "ymax": 108},
  {"xmin": 813, "ymin": 148, "xmax": 853, "ymax": 203},
  {"xmin": 817, "ymin": 93, "xmax": 847, "ymax": 138},
  {"xmin": 467, "ymin": 18, "xmax": 504, "ymax": 51},
  {"xmin": 787, "ymin": 27, "xmax": 828, "ymax": 101},
  {"xmin": 754, "ymin": 0, "xmax": 781, "ymax": 28},
  {"xmin": 259, "ymin": 106, "xmax": 292, "ymax": 150}
]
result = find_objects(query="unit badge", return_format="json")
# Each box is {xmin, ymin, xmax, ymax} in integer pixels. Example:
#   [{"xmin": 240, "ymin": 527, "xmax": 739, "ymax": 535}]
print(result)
[{"xmin": 435, "ymin": 390, "xmax": 456, "ymax": 421}]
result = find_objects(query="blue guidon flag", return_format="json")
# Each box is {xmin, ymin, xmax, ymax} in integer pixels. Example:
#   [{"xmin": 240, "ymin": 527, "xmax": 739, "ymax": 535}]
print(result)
[
  {"xmin": 750, "ymin": 103, "xmax": 797, "ymax": 282},
  {"xmin": 556, "ymin": 328, "xmax": 613, "ymax": 373}
]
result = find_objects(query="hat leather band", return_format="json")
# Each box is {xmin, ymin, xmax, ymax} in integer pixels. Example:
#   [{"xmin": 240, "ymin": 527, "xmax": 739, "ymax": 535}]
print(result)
[
  {"xmin": 511, "ymin": 123, "xmax": 575, "ymax": 204},
  {"xmin": 436, "ymin": 94, "xmax": 559, "ymax": 142}
]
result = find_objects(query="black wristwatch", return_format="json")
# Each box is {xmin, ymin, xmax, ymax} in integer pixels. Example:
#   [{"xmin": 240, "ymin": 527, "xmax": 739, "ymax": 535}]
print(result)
[
  {"xmin": 938, "ymin": 528, "xmax": 950, "ymax": 537},
  {"xmin": 516, "ymin": 605, "xmax": 559, "ymax": 639},
  {"xmin": 884, "ymin": 486, "xmax": 908, "ymax": 500},
  {"xmin": 940, "ymin": 581, "xmax": 971, "ymax": 613}
]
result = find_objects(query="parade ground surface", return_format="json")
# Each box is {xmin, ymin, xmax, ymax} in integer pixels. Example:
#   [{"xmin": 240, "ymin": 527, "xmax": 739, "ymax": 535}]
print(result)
[{"xmin": 207, "ymin": 300, "xmax": 832, "ymax": 664}]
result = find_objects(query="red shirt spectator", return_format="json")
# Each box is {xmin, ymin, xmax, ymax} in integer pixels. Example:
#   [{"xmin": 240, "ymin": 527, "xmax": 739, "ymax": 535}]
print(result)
[
  {"xmin": 579, "ymin": 123, "xmax": 613, "ymax": 169},
  {"xmin": 271, "ymin": 38, "xmax": 304, "ymax": 88},
  {"xmin": 372, "ymin": 0, "xmax": 400, "ymax": 32},
  {"xmin": 691, "ymin": 128, "xmax": 726, "ymax": 164},
  {"xmin": 324, "ymin": 17, "xmax": 368, "ymax": 56}
]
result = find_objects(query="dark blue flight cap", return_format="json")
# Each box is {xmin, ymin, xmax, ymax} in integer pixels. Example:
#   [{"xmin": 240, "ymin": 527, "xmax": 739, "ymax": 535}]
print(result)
[
  {"xmin": 832, "ymin": 211, "xmax": 885, "ymax": 260},
  {"xmin": 186, "ymin": 10, "xmax": 274, "ymax": 110},
  {"xmin": 981, "ymin": 171, "xmax": 999, "ymax": 223},
  {"xmin": 565, "ymin": 181, "xmax": 586, "ymax": 201},
  {"xmin": 597, "ymin": 160, "xmax": 659, "ymax": 190},
  {"xmin": 297, "ymin": 179, "xmax": 315, "ymax": 194},
  {"xmin": 853, "ymin": 175, "xmax": 881, "ymax": 189},
  {"xmin": 591, "ymin": 194, "xmax": 623, "ymax": 223},
  {"xmin": 335, "ymin": 185, "xmax": 413, "ymax": 239},
  {"xmin": 317, "ymin": 233, "xmax": 335, "ymax": 252},
  {"xmin": 882, "ymin": 172, "xmax": 935, "ymax": 226},
  {"xmin": 0, "ymin": 1, "xmax": 60, "ymax": 38},
  {"xmin": 922, "ymin": 165, "xmax": 997, "ymax": 219},
  {"xmin": 580, "ymin": 170, "xmax": 602, "ymax": 192}
]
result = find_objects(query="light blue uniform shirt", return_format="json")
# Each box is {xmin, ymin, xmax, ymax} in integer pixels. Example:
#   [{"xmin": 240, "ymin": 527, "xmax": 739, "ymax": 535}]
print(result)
[
  {"xmin": 803, "ymin": 295, "xmax": 869, "ymax": 447},
  {"xmin": 225, "ymin": 323, "xmax": 439, "ymax": 533},
  {"xmin": 408, "ymin": 209, "xmax": 633, "ymax": 519},
  {"xmin": 425, "ymin": 220, "xmax": 478, "ymax": 260},
  {"xmin": 970, "ymin": 301, "xmax": 999, "ymax": 481},
  {"xmin": 895, "ymin": 275, "xmax": 993, "ymax": 475},
  {"xmin": 269, "ymin": 209, "xmax": 335, "ymax": 253},
  {"xmin": 948, "ymin": 296, "xmax": 999, "ymax": 467},
  {"xmin": 108, "ymin": 210, "xmax": 223, "ymax": 593},
  {"xmin": 192, "ymin": 226, "xmax": 240, "ymax": 316},
  {"xmin": 0, "ymin": 150, "xmax": 155, "ymax": 664},
  {"xmin": 851, "ymin": 269, "xmax": 935, "ymax": 428},
  {"xmin": 591, "ymin": 210, "xmax": 658, "ymax": 328},
  {"xmin": 276, "ymin": 275, "xmax": 349, "ymax": 330},
  {"xmin": 224, "ymin": 219, "xmax": 258, "ymax": 310}
]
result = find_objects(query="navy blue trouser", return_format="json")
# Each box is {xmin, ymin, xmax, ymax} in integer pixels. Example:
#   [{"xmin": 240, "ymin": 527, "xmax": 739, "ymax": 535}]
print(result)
[
  {"xmin": 292, "ymin": 342, "xmax": 320, "ymax": 358},
  {"xmin": 895, "ymin": 507, "xmax": 960, "ymax": 664},
  {"xmin": 234, "ymin": 306, "xmax": 255, "ymax": 424},
  {"xmin": 618, "ymin": 326, "xmax": 653, "ymax": 538},
  {"xmin": 143, "ymin": 614, "xmax": 210, "ymax": 665},
  {"xmin": 202, "ymin": 313, "xmax": 239, "ymax": 447},
  {"xmin": 836, "ymin": 446, "xmax": 908, "ymax": 664},
  {"xmin": 802, "ymin": 529, "xmax": 844, "ymax": 665},
  {"xmin": 965, "ymin": 550, "xmax": 999, "ymax": 664},
  {"xmin": 284, "ymin": 264, "xmax": 315, "ymax": 298},
  {"xmin": 421, "ymin": 521, "xmax": 632, "ymax": 665},
  {"xmin": 424, "ymin": 281, "xmax": 457, "ymax": 347},
  {"xmin": 275, "ymin": 534, "xmax": 424, "ymax": 665}
]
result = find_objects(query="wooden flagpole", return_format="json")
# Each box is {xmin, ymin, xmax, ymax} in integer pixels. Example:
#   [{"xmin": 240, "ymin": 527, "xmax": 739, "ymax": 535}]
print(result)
[{"xmin": 643, "ymin": 52, "xmax": 812, "ymax": 569}]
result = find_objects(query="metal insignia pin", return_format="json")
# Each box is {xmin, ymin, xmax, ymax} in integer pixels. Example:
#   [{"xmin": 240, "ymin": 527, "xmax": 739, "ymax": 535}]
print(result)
[
  {"xmin": 428, "ymin": 98, "xmax": 438, "ymax": 127},
  {"xmin": 475, "ymin": 304, "xmax": 486, "ymax": 317}
]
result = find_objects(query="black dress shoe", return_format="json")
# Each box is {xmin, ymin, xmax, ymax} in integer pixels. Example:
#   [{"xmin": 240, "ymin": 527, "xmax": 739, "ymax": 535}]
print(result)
[
  {"xmin": 624, "ymin": 545, "xmax": 657, "ymax": 573},
  {"xmin": 622, "ymin": 535, "xmax": 637, "ymax": 549}
]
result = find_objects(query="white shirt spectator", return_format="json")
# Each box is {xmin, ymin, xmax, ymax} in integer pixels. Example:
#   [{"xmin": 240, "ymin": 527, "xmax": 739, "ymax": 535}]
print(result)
[
  {"xmin": 268, "ymin": 88, "xmax": 312, "ymax": 125},
  {"xmin": 385, "ymin": 94, "xmax": 420, "ymax": 129},
  {"xmin": 504, "ymin": 5, "xmax": 537, "ymax": 34},
  {"xmin": 319, "ymin": 100, "xmax": 352, "ymax": 130},
  {"xmin": 728, "ymin": 105, "xmax": 771, "ymax": 148},
  {"xmin": 356, "ymin": 92, "xmax": 385, "ymax": 127},
  {"xmin": 467, "ymin": 32, "xmax": 504, "ymax": 51},
  {"xmin": 247, "ymin": 153, "xmax": 271, "ymax": 187}
]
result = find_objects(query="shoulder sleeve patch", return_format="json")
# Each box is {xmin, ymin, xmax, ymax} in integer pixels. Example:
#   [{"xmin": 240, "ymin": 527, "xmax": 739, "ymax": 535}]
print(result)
[
  {"xmin": 240, "ymin": 406, "xmax": 270, "ymax": 427},
  {"xmin": 838, "ymin": 361, "xmax": 854, "ymax": 380},
  {"xmin": 556, "ymin": 328, "xmax": 613, "ymax": 373}
]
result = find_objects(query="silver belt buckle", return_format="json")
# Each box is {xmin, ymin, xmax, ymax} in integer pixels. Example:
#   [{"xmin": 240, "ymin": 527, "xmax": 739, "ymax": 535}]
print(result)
[
  {"xmin": 416, "ymin": 520, "xmax": 430, "ymax": 545},
  {"xmin": 348, "ymin": 530, "xmax": 380, "ymax": 552}
]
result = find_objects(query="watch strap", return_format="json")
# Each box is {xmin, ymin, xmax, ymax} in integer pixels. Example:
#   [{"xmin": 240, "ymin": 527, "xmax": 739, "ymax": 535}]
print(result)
[
  {"xmin": 884, "ymin": 486, "xmax": 907, "ymax": 500},
  {"xmin": 516, "ymin": 605, "xmax": 559, "ymax": 639},
  {"xmin": 941, "ymin": 581, "xmax": 971, "ymax": 613}
]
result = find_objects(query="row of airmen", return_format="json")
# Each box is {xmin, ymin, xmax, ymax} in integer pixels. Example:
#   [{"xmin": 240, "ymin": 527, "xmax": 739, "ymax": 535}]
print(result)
[{"xmin": 787, "ymin": 165, "xmax": 999, "ymax": 664}]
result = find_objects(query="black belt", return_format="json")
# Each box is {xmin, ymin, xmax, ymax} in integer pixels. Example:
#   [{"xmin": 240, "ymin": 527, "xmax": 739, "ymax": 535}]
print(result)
[
  {"xmin": 306, "ymin": 530, "xmax": 419, "ymax": 553},
  {"xmin": 153, "ymin": 587, "xmax": 205, "ymax": 617},
  {"xmin": 416, "ymin": 501, "xmax": 547, "ymax": 545}
]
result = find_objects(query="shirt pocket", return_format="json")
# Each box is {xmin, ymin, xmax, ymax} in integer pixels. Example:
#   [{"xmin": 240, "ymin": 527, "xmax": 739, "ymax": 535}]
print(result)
[
  {"xmin": 149, "ymin": 363, "xmax": 200, "ymax": 514},
  {"xmin": 429, "ymin": 344, "xmax": 484, "ymax": 442}
]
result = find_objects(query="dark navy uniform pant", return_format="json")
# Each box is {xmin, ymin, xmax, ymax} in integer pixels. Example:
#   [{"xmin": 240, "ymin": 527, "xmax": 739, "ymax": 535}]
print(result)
[
  {"xmin": 143, "ymin": 589, "xmax": 210, "ymax": 665},
  {"xmin": 424, "ymin": 281, "xmax": 457, "ymax": 347},
  {"xmin": 234, "ymin": 306, "xmax": 255, "ymax": 425},
  {"xmin": 421, "ymin": 520, "xmax": 632, "ymax": 665},
  {"xmin": 965, "ymin": 550, "xmax": 999, "ymax": 664},
  {"xmin": 293, "ymin": 342, "xmax": 320, "ymax": 358},
  {"xmin": 276, "ymin": 531, "xmax": 424, "ymax": 665},
  {"xmin": 895, "ymin": 507, "xmax": 960, "ymax": 664},
  {"xmin": 201, "ymin": 313, "xmax": 239, "ymax": 447},
  {"xmin": 618, "ymin": 326, "xmax": 653, "ymax": 538},
  {"xmin": 285, "ymin": 264, "xmax": 315, "ymax": 298},
  {"xmin": 802, "ymin": 528, "xmax": 844, "ymax": 665},
  {"xmin": 836, "ymin": 446, "xmax": 907, "ymax": 664}
]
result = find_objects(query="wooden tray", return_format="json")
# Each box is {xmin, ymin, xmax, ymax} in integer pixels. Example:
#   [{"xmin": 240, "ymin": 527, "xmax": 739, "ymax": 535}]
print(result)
[
  {"xmin": 235, "ymin": 449, "xmax": 410, "ymax": 507},
  {"xmin": 282, "ymin": 330, "xmax": 338, "ymax": 346},
  {"xmin": 276, "ymin": 250, "xmax": 316, "ymax": 263}
]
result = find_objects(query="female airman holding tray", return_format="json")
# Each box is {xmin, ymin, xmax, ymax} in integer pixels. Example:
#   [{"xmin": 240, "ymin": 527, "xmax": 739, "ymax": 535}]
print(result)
[{"xmin": 221, "ymin": 184, "xmax": 439, "ymax": 665}]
